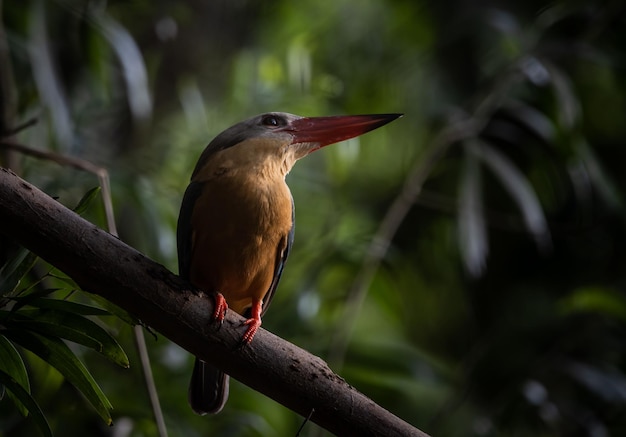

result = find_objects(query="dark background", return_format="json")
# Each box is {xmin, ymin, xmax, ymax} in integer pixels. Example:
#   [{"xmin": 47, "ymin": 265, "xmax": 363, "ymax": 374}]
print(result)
[{"xmin": 1, "ymin": 0, "xmax": 626, "ymax": 436}]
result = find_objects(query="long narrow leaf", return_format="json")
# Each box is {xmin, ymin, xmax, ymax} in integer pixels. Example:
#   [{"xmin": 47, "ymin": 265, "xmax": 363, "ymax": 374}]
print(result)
[
  {"xmin": 503, "ymin": 101, "xmax": 556, "ymax": 144},
  {"xmin": 0, "ymin": 369, "xmax": 52, "ymax": 437},
  {"xmin": 9, "ymin": 290, "xmax": 67, "ymax": 313},
  {"xmin": 97, "ymin": 14, "xmax": 152, "ymax": 121},
  {"xmin": 0, "ymin": 335, "xmax": 30, "ymax": 416},
  {"xmin": 0, "ymin": 247, "xmax": 38, "ymax": 296},
  {"xmin": 46, "ymin": 272, "xmax": 80, "ymax": 290},
  {"xmin": 73, "ymin": 186, "xmax": 101, "ymax": 215},
  {"xmin": 545, "ymin": 60, "xmax": 580, "ymax": 129},
  {"xmin": 5, "ymin": 330, "xmax": 113, "ymax": 425},
  {"xmin": 87, "ymin": 294, "xmax": 139, "ymax": 326},
  {"xmin": 16, "ymin": 297, "xmax": 111, "ymax": 316},
  {"xmin": 470, "ymin": 139, "xmax": 551, "ymax": 251},
  {"xmin": 458, "ymin": 145, "xmax": 488, "ymax": 276},
  {"xmin": 576, "ymin": 139, "xmax": 622, "ymax": 210},
  {"xmin": 9, "ymin": 309, "xmax": 129, "ymax": 367}
]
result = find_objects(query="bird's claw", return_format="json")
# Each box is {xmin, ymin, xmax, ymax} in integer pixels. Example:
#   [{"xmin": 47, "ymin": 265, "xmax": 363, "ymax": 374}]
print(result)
[
  {"xmin": 212, "ymin": 292, "xmax": 228, "ymax": 325},
  {"xmin": 240, "ymin": 317, "xmax": 261, "ymax": 344}
]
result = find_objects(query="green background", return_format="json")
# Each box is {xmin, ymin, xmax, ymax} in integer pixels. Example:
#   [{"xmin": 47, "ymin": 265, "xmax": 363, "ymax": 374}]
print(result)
[{"xmin": 1, "ymin": 0, "xmax": 626, "ymax": 436}]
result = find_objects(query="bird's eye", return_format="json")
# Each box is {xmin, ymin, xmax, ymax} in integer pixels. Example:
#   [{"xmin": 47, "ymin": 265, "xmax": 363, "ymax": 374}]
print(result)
[{"xmin": 261, "ymin": 114, "xmax": 283, "ymax": 127}]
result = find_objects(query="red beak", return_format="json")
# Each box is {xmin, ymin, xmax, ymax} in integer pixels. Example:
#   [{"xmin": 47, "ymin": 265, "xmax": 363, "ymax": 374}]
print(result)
[{"xmin": 289, "ymin": 113, "xmax": 402, "ymax": 150}]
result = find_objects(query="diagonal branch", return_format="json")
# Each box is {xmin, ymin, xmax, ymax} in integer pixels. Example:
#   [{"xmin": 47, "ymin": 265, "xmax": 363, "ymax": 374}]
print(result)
[
  {"xmin": 0, "ymin": 139, "xmax": 167, "ymax": 437},
  {"xmin": 0, "ymin": 167, "xmax": 430, "ymax": 437}
]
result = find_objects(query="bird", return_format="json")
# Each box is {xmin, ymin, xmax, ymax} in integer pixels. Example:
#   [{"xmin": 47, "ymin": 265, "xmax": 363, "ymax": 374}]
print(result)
[{"xmin": 177, "ymin": 111, "xmax": 401, "ymax": 415}]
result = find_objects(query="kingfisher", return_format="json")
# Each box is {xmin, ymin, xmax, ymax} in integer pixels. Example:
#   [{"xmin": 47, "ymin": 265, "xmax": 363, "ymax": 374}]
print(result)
[{"xmin": 177, "ymin": 112, "xmax": 401, "ymax": 414}]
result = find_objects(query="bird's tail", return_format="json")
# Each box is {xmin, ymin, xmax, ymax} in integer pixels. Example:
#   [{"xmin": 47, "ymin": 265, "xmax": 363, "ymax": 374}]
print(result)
[{"xmin": 188, "ymin": 357, "xmax": 229, "ymax": 415}]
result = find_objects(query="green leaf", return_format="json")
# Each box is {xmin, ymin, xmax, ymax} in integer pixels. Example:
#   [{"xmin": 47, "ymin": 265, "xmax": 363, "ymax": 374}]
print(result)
[
  {"xmin": 575, "ymin": 139, "xmax": 622, "ymax": 210},
  {"xmin": 96, "ymin": 13, "xmax": 152, "ymax": 120},
  {"xmin": 9, "ymin": 290, "xmax": 68, "ymax": 313},
  {"xmin": 87, "ymin": 294, "xmax": 139, "ymax": 326},
  {"xmin": 46, "ymin": 272, "xmax": 80, "ymax": 290},
  {"xmin": 73, "ymin": 186, "xmax": 101, "ymax": 215},
  {"xmin": 0, "ymin": 334, "xmax": 30, "ymax": 416},
  {"xmin": 4, "ymin": 330, "xmax": 113, "ymax": 425},
  {"xmin": 458, "ymin": 145, "xmax": 488, "ymax": 276},
  {"xmin": 16, "ymin": 297, "xmax": 111, "ymax": 316},
  {"xmin": 0, "ymin": 247, "xmax": 38, "ymax": 296},
  {"xmin": 470, "ymin": 139, "xmax": 551, "ymax": 251},
  {"xmin": 8, "ymin": 309, "xmax": 129, "ymax": 368},
  {"xmin": 546, "ymin": 61, "xmax": 580, "ymax": 129},
  {"xmin": 0, "ymin": 369, "xmax": 52, "ymax": 437},
  {"xmin": 558, "ymin": 287, "xmax": 626, "ymax": 321}
]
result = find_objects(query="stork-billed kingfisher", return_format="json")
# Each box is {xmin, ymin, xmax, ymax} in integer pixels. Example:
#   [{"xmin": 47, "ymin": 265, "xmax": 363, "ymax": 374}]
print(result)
[{"xmin": 177, "ymin": 112, "xmax": 401, "ymax": 414}]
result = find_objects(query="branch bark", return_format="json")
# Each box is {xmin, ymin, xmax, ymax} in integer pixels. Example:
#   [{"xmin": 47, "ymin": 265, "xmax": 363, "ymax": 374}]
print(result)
[{"xmin": 0, "ymin": 168, "xmax": 430, "ymax": 437}]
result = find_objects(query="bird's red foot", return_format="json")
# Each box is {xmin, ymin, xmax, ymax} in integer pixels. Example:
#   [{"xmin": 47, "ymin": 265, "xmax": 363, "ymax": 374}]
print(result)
[
  {"xmin": 241, "ymin": 317, "xmax": 261, "ymax": 344},
  {"xmin": 212, "ymin": 292, "xmax": 228, "ymax": 324},
  {"xmin": 241, "ymin": 300, "xmax": 263, "ymax": 344}
]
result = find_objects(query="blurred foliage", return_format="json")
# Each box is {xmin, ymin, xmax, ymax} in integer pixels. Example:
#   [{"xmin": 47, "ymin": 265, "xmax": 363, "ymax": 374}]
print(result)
[
  {"xmin": 0, "ymin": 188, "xmax": 128, "ymax": 436},
  {"xmin": 1, "ymin": 0, "xmax": 626, "ymax": 436}
]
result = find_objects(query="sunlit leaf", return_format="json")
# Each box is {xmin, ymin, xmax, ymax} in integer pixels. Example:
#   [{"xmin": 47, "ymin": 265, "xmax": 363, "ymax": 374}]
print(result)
[
  {"xmin": 0, "ymin": 369, "xmax": 52, "ymax": 437},
  {"xmin": 46, "ymin": 271, "xmax": 80, "ymax": 289},
  {"xmin": 4, "ymin": 330, "xmax": 113, "ymax": 425},
  {"xmin": 558, "ymin": 286, "xmax": 626, "ymax": 321},
  {"xmin": 0, "ymin": 335, "xmax": 30, "ymax": 416}
]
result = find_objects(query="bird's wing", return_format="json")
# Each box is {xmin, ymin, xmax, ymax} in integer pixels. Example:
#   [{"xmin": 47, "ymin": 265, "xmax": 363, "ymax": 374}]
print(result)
[
  {"xmin": 260, "ymin": 195, "xmax": 295, "ymax": 317},
  {"xmin": 177, "ymin": 181, "xmax": 204, "ymax": 280}
]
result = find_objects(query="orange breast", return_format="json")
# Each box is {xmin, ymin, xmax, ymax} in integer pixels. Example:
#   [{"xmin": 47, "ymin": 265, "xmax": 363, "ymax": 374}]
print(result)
[{"xmin": 188, "ymin": 174, "xmax": 292, "ymax": 315}]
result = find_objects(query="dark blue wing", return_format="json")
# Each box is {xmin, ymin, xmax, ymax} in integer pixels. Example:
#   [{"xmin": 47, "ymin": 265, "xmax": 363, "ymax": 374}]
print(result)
[
  {"xmin": 178, "ymin": 181, "xmax": 230, "ymax": 414},
  {"xmin": 177, "ymin": 181, "xmax": 204, "ymax": 280},
  {"xmin": 260, "ymin": 195, "xmax": 295, "ymax": 316}
]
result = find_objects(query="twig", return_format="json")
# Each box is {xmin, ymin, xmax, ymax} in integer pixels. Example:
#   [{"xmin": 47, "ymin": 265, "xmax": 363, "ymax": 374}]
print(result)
[
  {"xmin": 295, "ymin": 408, "xmax": 315, "ymax": 436},
  {"xmin": 133, "ymin": 326, "xmax": 169, "ymax": 437},
  {"xmin": 0, "ymin": 140, "xmax": 117, "ymax": 235},
  {"xmin": 326, "ymin": 68, "xmax": 524, "ymax": 369},
  {"xmin": 0, "ymin": 140, "xmax": 169, "ymax": 436},
  {"xmin": 326, "ymin": 119, "xmax": 480, "ymax": 368},
  {"xmin": 2, "ymin": 117, "xmax": 39, "ymax": 136}
]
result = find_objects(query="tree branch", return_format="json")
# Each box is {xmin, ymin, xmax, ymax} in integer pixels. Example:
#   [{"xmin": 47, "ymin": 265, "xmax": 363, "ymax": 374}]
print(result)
[{"xmin": 0, "ymin": 168, "xmax": 429, "ymax": 437}]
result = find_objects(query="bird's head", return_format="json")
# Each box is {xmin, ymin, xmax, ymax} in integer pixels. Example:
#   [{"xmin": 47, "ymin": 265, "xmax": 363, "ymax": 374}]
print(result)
[{"xmin": 191, "ymin": 112, "xmax": 401, "ymax": 180}]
